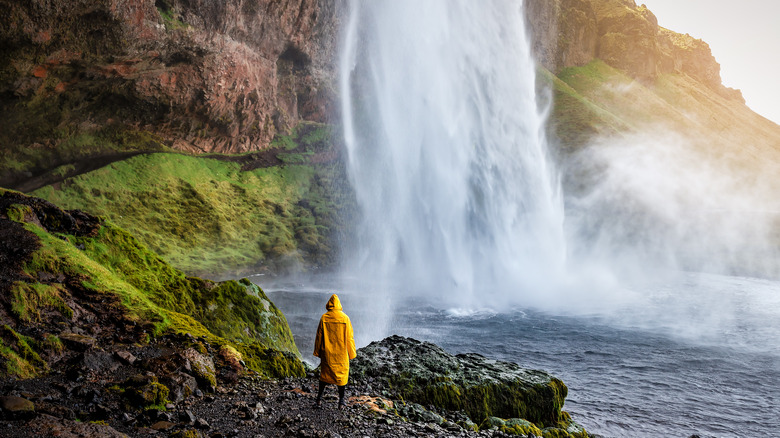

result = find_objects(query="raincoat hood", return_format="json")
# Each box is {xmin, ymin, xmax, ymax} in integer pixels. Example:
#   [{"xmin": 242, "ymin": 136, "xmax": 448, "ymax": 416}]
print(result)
[{"xmin": 325, "ymin": 294, "xmax": 342, "ymax": 311}]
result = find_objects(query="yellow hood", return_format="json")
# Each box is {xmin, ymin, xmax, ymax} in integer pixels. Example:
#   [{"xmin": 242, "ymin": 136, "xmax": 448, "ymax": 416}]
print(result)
[{"xmin": 326, "ymin": 294, "xmax": 342, "ymax": 311}]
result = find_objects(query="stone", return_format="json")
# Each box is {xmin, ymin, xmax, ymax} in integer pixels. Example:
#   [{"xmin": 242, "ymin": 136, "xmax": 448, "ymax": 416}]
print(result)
[
  {"xmin": 150, "ymin": 420, "xmax": 175, "ymax": 430},
  {"xmin": 35, "ymin": 401, "xmax": 75, "ymax": 420},
  {"xmin": 114, "ymin": 350, "xmax": 137, "ymax": 365},
  {"xmin": 350, "ymin": 335, "xmax": 568, "ymax": 428},
  {"xmin": 0, "ymin": 395, "xmax": 35, "ymax": 418},
  {"xmin": 162, "ymin": 371, "xmax": 199, "ymax": 403},
  {"xmin": 58, "ymin": 333, "xmax": 96, "ymax": 351},
  {"xmin": 124, "ymin": 375, "xmax": 170, "ymax": 407},
  {"xmin": 181, "ymin": 348, "xmax": 217, "ymax": 390},
  {"xmin": 179, "ymin": 409, "xmax": 197, "ymax": 424},
  {"xmin": 195, "ymin": 417, "xmax": 210, "ymax": 429},
  {"xmin": 26, "ymin": 414, "xmax": 126, "ymax": 438},
  {"xmin": 79, "ymin": 351, "xmax": 119, "ymax": 373}
]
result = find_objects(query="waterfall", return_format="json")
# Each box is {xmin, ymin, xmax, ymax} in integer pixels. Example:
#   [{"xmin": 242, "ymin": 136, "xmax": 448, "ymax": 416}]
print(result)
[{"xmin": 340, "ymin": 0, "xmax": 566, "ymax": 310}]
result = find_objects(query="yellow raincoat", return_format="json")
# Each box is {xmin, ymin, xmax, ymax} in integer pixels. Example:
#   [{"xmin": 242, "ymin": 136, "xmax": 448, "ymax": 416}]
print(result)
[{"xmin": 313, "ymin": 294, "xmax": 357, "ymax": 386}]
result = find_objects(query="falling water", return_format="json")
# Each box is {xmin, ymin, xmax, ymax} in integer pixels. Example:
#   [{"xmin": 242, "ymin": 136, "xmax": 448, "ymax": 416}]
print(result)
[{"xmin": 340, "ymin": 0, "xmax": 565, "ymax": 311}]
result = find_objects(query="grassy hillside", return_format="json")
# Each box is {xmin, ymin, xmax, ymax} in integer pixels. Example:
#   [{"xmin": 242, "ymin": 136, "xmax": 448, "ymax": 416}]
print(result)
[
  {"xmin": 547, "ymin": 59, "xmax": 780, "ymax": 173},
  {"xmin": 0, "ymin": 188, "xmax": 303, "ymax": 379},
  {"xmin": 31, "ymin": 123, "xmax": 355, "ymax": 278}
]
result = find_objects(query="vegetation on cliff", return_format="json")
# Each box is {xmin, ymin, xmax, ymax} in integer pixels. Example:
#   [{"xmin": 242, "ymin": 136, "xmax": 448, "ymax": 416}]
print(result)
[
  {"xmin": 0, "ymin": 188, "xmax": 304, "ymax": 380},
  {"xmin": 31, "ymin": 123, "xmax": 355, "ymax": 277}
]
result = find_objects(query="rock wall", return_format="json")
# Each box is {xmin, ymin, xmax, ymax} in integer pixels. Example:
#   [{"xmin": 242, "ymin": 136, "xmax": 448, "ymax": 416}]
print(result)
[
  {"xmin": 0, "ymin": 0, "xmax": 342, "ymax": 156},
  {"xmin": 525, "ymin": 0, "xmax": 743, "ymax": 101}
]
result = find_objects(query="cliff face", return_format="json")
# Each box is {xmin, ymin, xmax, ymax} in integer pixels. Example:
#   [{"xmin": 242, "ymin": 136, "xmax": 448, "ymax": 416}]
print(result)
[
  {"xmin": 525, "ymin": 0, "xmax": 743, "ymax": 101},
  {"xmin": 0, "ymin": 0, "xmax": 341, "ymax": 186}
]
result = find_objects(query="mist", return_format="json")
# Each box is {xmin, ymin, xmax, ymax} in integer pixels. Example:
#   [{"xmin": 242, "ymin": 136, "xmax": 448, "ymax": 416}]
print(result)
[
  {"xmin": 565, "ymin": 130, "xmax": 780, "ymax": 281},
  {"xmin": 554, "ymin": 129, "xmax": 780, "ymax": 350}
]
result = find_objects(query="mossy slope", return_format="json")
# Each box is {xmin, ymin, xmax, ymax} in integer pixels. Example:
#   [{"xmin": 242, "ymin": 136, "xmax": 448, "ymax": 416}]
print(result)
[
  {"xmin": 32, "ymin": 123, "xmax": 355, "ymax": 277},
  {"xmin": 0, "ymin": 188, "xmax": 303, "ymax": 379},
  {"xmin": 547, "ymin": 60, "xmax": 780, "ymax": 163}
]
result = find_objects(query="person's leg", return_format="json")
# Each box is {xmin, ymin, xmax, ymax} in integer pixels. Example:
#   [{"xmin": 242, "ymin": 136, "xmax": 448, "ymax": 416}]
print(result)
[
  {"xmin": 315, "ymin": 380, "xmax": 326, "ymax": 406},
  {"xmin": 337, "ymin": 385, "xmax": 346, "ymax": 408}
]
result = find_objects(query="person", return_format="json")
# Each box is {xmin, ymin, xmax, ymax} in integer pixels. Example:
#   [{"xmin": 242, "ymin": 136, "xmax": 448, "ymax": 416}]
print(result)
[{"xmin": 313, "ymin": 294, "xmax": 356, "ymax": 409}]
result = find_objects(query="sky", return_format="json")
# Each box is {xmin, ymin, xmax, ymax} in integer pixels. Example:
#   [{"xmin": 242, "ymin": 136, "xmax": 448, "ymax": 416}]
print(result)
[{"xmin": 641, "ymin": 0, "xmax": 780, "ymax": 125}]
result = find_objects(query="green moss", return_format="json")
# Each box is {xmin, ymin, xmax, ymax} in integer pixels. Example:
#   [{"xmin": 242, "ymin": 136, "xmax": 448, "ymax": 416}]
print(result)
[
  {"xmin": 238, "ymin": 343, "xmax": 305, "ymax": 379},
  {"xmin": 170, "ymin": 430, "xmax": 202, "ymax": 438},
  {"xmin": 487, "ymin": 417, "xmax": 544, "ymax": 437},
  {"xmin": 157, "ymin": 6, "xmax": 189, "ymax": 30},
  {"xmin": 124, "ymin": 375, "xmax": 171, "ymax": 407},
  {"xmin": 4, "ymin": 175, "xmax": 306, "ymax": 381},
  {"xmin": 42, "ymin": 334, "xmax": 64, "ymax": 355},
  {"xmin": 0, "ymin": 325, "xmax": 47, "ymax": 378},
  {"xmin": 386, "ymin": 374, "xmax": 567, "ymax": 429},
  {"xmin": 9, "ymin": 282, "xmax": 73, "ymax": 322},
  {"xmin": 189, "ymin": 279, "xmax": 298, "ymax": 353},
  {"xmin": 33, "ymin": 129, "xmax": 355, "ymax": 276}
]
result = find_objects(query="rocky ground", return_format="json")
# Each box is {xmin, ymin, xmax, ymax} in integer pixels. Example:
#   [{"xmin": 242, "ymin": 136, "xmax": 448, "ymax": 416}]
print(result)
[{"xmin": 0, "ymin": 335, "xmax": 548, "ymax": 438}]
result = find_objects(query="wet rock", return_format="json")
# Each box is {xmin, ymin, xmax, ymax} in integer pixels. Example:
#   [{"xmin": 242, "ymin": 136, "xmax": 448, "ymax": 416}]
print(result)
[
  {"xmin": 150, "ymin": 420, "xmax": 174, "ymax": 430},
  {"xmin": 351, "ymin": 335, "xmax": 569, "ymax": 428},
  {"xmin": 0, "ymin": 395, "xmax": 35, "ymax": 419},
  {"xmin": 58, "ymin": 333, "xmax": 96, "ymax": 351},
  {"xmin": 114, "ymin": 351, "xmax": 137, "ymax": 365},
  {"xmin": 179, "ymin": 409, "xmax": 197, "ymax": 424},
  {"xmin": 195, "ymin": 417, "xmax": 210, "ymax": 429},
  {"xmin": 26, "ymin": 414, "xmax": 126, "ymax": 438},
  {"xmin": 182, "ymin": 348, "xmax": 217, "ymax": 390},
  {"xmin": 170, "ymin": 430, "xmax": 205, "ymax": 438},
  {"xmin": 123, "ymin": 375, "xmax": 170, "ymax": 407},
  {"xmin": 163, "ymin": 371, "xmax": 199, "ymax": 402},
  {"xmin": 78, "ymin": 351, "xmax": 119, "ymax": 374},
  {"xmin": 35, "ymin": 401, "xmax": 75, "ymax": 420}
]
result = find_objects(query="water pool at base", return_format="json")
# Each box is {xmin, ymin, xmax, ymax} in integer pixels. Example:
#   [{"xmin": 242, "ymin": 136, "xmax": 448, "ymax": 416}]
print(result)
[{"xmin": 263, "ymin": 273, "xmax": 780, "ymax": 438}]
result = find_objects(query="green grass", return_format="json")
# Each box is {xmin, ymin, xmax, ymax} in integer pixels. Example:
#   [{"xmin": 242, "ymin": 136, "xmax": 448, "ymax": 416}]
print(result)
[
  {"xmin": 1, "ymin": 190, "xmax": 305, "ymax": 379},
  {"xmin": 32, "ymin": 136, "xmax": 353, "ymax": 277},
  {"xmin": 157, "ymin": 7, "xmax": 189, "ymax": 30}
]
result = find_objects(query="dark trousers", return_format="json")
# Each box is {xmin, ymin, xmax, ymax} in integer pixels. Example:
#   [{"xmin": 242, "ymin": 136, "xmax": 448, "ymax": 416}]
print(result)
[{"xmin": 316, "ymin": 380, "xmax": 345, "ymax": 405}]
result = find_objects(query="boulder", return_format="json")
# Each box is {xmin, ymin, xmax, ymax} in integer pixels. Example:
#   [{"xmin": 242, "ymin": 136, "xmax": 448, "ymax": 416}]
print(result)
[
  {"xmin": 162, "ymin": 371, "xmax": 199, "ymax": 403},
  {"xmin": 124, "ymin": 375, "xmax": 170, "ymax": 408},
  {"xmin": 0, "ymin": 395, "xmax": 35, "ymax": 419},
  {"xmin": 181, "ymin": 348, "xmax": 217, "ymax": 390},
  {"xmin": 58, "ymin": 333, "xmax": 96, "ymax": 352},
  {"xmin": 349, "ymin": 336, "xmax": 569, "ymax": 429}
]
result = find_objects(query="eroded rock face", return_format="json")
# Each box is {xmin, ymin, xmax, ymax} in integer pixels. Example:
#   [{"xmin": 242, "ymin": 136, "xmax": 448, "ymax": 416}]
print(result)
[
  {"xmin": 0, "ymin": 0, "xmax": 341, "ymax": 163},
  {"xmin": 524, "ymin": 0, "xmax": 742, "ymax": 101},
  {"xmin": 349, "ymin": 335, "xmax": 569, "ymax": 428},
  {"xmin": 525, "ymin": 0, "xmax": 598, "ymax": 73}
]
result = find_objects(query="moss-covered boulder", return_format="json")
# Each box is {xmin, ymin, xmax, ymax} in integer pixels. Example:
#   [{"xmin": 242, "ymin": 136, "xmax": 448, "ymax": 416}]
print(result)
[
  {"xmin": 350, "ymin": 335, "xmax": 585, "ymax": 436},
  {"xmin": 123, "ymin": 375, "xmax": 170, "ymax": 408},
  {"xmin": 181, "ymin": 348, "xmax": 217, "ymax": 390}
]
